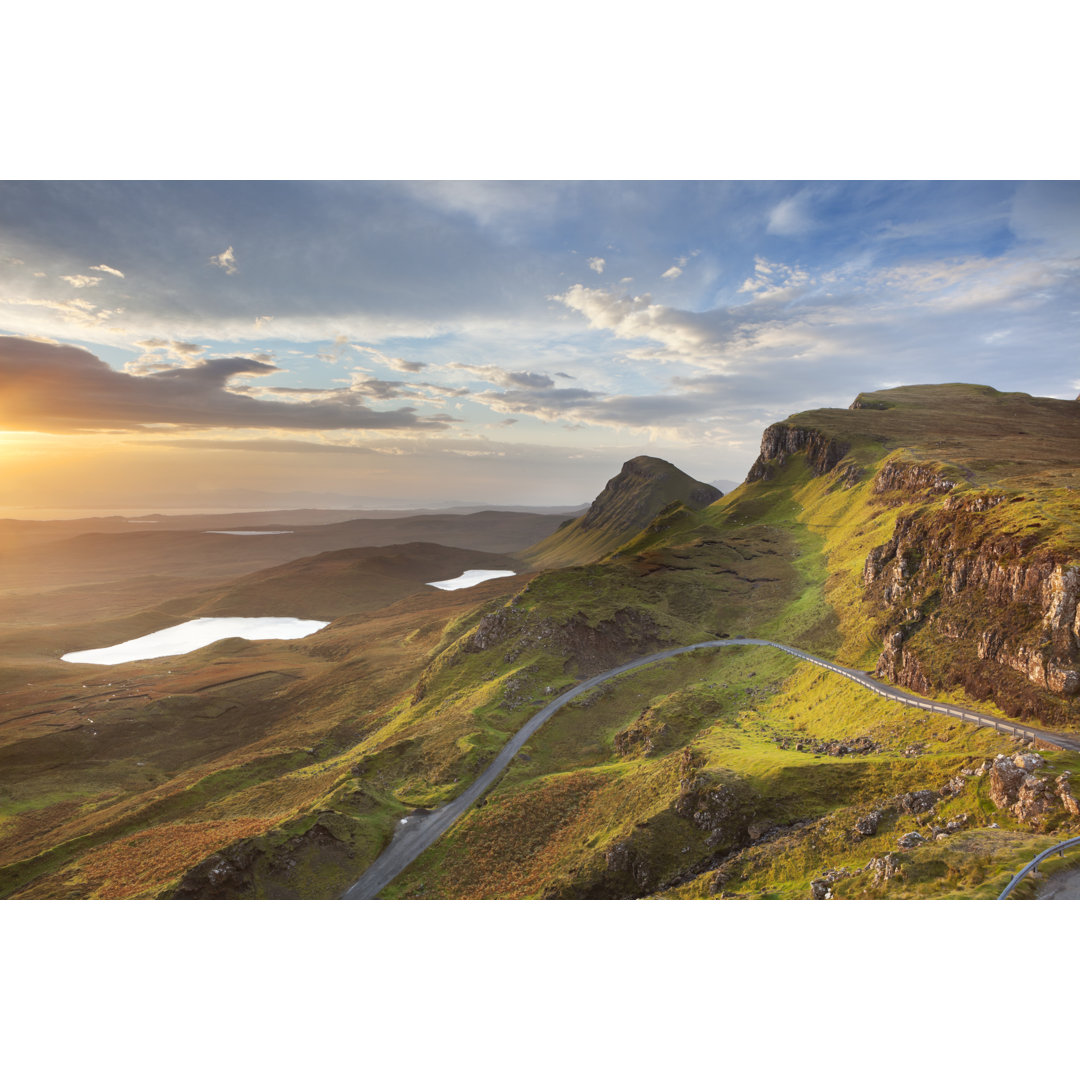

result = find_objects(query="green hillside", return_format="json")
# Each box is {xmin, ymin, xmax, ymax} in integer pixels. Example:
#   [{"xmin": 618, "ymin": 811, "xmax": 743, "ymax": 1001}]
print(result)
[
  {"xmin": 521, "ymin": 455, "xmax": 720, "ymax": 569},
  {"xmin": 4, "ymin": 384, "xmax": 1080, "ymax": 900}
]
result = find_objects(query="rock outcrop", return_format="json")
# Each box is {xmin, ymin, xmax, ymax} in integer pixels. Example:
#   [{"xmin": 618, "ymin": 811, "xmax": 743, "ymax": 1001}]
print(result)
[
  {"xmin": 1056, "ymin": 773, "xmax": 1080, "ymax": 816},
  {"xmin": 464, "ymin": 603, "xmax": 663, "ymax": 677},
  {"xmin": 865, "ymin": 852, "xmax": 903, "ymax": 884},
  {"xmin": 872, "ymin": 460, "xmax": 956, "ymax": 495},
  {"xmin": 746, "ymin": 423, "xmax": 849, "ymax": 483},
  {"xmin": 988, "ymin": 752, "xmax": 1076, "ymax": 826},
  {"xmin": 863, "ymin": 500, "xmax": 1080, "ymax": 720}
]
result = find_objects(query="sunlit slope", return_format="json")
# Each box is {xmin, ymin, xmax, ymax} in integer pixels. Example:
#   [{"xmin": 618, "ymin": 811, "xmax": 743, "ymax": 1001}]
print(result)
[
  {"xmin": 6, "ymin": 383, "xmax": 1080, "ymax": 900},
  {"xmin": 521, "ymin": 456, "xmax": 720, "ymax": 569}
]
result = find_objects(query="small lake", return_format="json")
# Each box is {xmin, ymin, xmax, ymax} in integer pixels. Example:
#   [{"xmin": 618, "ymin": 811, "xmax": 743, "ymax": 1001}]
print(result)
[
  {"xmin": 61, "ymin": 616, "xmax": 329, "ymax": 665},
  {"xmin": 204, "ymin": 530, "xmax": 295, "ymax": 535},
  {"xmin": 426, "ymin": 569, "xmax": 516, "ymax": 591}
]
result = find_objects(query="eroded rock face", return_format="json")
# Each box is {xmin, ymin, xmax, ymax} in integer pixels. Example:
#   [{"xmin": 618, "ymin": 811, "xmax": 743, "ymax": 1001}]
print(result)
[
  {"xmin": 603, "ymin": 841, "xmax": 655, "ymax": 891},
  {"xmin": 810, "ymin": 867, "xmax": 851, "ymax": 899},
  {"xmin": 1056, "ymin": 773, "xmax": 1080, "ymax": 816},
  {"xmin": 613, "ymin": 716, "xmax": 670, "ymax": 757},
  {"xmin": 673, "ymin": 749, "xmax": 756, "ymax": 849},
  {"xmin": 898, "ymin": 789, "xmax": 940, "ymax": 816},
  {"xmin": 464, "ymin": 604, "xmax": 663, "ymax": 677},
  {"xmin": 746, "ymin": 423, "xmax": 849, "ymax": 483},
  {"xmin": 989, "ymin": 756, "xmax": 1028, "ymax": 809},
  {"xmin": 1014, "ymin": 775, "xmax": 1057, "ymax": 825},
  {"xmin": 872, "ymin": 461, "xmax": 956, "ymax": 495},
  {"xmin": 876, "ymin": 629, "xmax": 933, "ymax": 694},
  {"xmin": 988, "ymin": 753, "xmax": 1072, "ymax": 826},
  {"xmin": 864, "ymin": 506, "xmax": 1080, "ymax": 711},
  {"xmin": 866, "ymin": 853, "xmax": 902, "ymax": 884}
]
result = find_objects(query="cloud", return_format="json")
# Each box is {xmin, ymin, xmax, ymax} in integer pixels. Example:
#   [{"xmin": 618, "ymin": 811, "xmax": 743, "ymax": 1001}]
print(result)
[
  {"xmin": 660, "ymin": 251, "xmax": 699, "ymax": 280},
  {"xmin": 350, "ymin": 343, "xmax": 427, "ymax": 373},
  {"xmin": 0, "ymin": 336, "xmax": 454, "ymax": 433},
  {"xmin": 210, "ymin": 246, "xmax": 238, "ymax": 274},
  {"xmin": 587, "ymin": 256, "xmax": 605, "ymax": 275},
  {"xmin": 61, "ymin": 274, "xmax": 102, "ymax": 288},
  {"xmin": 90, "ymin": 264, "xmax": 125, "ymax": 278},
  {"xmin": 3, "ymin": 294, "xmax": 124, "ymax": 328},
  {"xmin": 126, "ymin": 338, "xmax": 207, "ymax": 375},
  {"xmin": 448, "ymin": 363, "xmax": 556, "ymax": 390},
  {"xmin": 143, "ymin": 438, "xmax": 376, "ymax": 455},
  {"xmin": 767, "ymin": 192, "xmax": 816, "ymax": 236}
]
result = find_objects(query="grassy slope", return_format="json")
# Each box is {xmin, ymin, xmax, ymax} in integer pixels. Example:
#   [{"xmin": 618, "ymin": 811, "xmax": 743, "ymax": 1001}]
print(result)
[
  {"xmin": 5, "ymin": 384, "xmax": 1080, "ymax": 899},
  {"xmin": 383, "ymin": 387, "xmax": 1080, "ymax": 899}
]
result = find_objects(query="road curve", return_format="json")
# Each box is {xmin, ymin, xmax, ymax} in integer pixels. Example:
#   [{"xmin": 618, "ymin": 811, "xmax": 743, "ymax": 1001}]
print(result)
[{"xmin": 341, "ymin": 637, "xmax": 1080, "ymax": 899}]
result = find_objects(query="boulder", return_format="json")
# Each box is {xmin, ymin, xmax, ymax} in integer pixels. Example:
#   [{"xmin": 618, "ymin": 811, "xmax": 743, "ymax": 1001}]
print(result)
[
  {"xmin": 1013, "ymin": 752, "xmax": 1046, "ymax": 772},
  {"xmin": 899, "ymin": 789, "xmax": 939, "ymax": 815},
  {"xmin": 866, "ymin": 852, "xmax": 903, "ymax": 884},
  {"xmin": 1014, "ymin": 774, "xmax": 1057, "ymax": 825},
  {"xmin": 1057, "ymin": 773, "xmax": 1080, "ymax": 816},
  {"xmin": 940, "ymin": 775, "xmax": 966, "ymax": 797},
  {"xmin": 747, "ymin": 820, "xmax": 774, "ymax": 841},
  {"xmin": 898, "ymin": 831, "xmax": 925, "ymax": 849},
  {"xmin": 855, "ymin": 810, "xmax": 883, "ymax": 837},
  {"xmin": 989, "ymin": 756, "xmax": 1028, "ymax": 808}
]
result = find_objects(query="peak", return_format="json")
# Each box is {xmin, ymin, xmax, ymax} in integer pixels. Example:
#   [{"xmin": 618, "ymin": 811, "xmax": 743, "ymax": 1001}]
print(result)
[
  {"xmin": 523, "ymin": 456, "xmax": 720, "ymax": 568},
  {"xmin": 622, "ymin": 455, "xmax": 676, "ymax": 471}
]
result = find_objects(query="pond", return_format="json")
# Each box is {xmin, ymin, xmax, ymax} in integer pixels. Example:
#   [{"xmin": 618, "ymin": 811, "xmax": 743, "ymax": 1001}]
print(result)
[{"xmin": 61, "ymin": 616, "xmax": 329, "ymax": 665}]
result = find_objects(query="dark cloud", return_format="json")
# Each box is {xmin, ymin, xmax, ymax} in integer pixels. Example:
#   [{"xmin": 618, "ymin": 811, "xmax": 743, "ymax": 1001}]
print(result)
[
  {"xmin": 449, "ymin": 363, "xmax": 556, "ymax": 390},
  {"xmin": 473, "ymin": 384, "xmax": 715, "ymax": 428},
  {"xmin": 0, "ymin": 336, "xmax": 454, "ymax": 432}
]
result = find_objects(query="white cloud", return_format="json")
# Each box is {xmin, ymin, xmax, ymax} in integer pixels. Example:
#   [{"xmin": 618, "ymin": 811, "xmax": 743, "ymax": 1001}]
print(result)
[
  {"xmin": 90, "ymin": 264, "xmax": 125, "ymax": 278},
  {"xmin": 210, "ymin": 246, "xmax": 238, "ymax": 274},
  {"xmin": 2, "ymin": 294, "xmax": 123, "ymax": 328},
  {"xmin": 126, "ymin": 338, "xmax": 206, "ymax": 374},
  {"xmin": 350, "ymin": 343, "xmax": 427, "ymax": 373},
  {"xmin": 660, "ymin": 251, "xmax": 699, "ymax": 280},
  {"xmin": 767, "ymin": 192, "xmax": 816, "ymax": 236},
  {"xmin": 587, "ymin": 256, "xmax": 605, "ymax": 275},
  {"xmin": 61, "ymin": 274, "xmax": 102, "ymax": 288}
]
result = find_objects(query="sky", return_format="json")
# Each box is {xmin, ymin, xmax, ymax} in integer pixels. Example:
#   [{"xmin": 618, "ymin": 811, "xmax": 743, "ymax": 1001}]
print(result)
[{"xmin": 1, "ymin": 179, "xmax": 1078, "ymax": 512}]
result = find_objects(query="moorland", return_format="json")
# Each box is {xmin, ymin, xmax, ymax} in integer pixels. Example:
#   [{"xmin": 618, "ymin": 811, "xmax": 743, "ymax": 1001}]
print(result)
[{"xmin": 4, "ymin": 383, "xmax": 1080, "ymax": 900}]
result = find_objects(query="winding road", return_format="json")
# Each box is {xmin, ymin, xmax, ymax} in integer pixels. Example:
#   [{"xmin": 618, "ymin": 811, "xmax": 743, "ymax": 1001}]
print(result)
[{"xmin": 341, "ymin": 637, "xmax": 1080, "ymax": 899}]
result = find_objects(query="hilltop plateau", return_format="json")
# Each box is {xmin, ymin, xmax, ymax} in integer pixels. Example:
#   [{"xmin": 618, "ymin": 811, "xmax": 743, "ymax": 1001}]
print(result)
[{"xmin": 3, "ymin": 383, "xmax": 1080, "ymax": 900}]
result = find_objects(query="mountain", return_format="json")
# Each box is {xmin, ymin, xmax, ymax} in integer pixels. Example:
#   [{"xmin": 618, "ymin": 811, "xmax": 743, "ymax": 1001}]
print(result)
[
  {"xmin": 5, "ymin": 383, "xmax": 1080, "ymax": 902},
  {"xmin": 521, "ymin": 455, "xmax": 721, "ymax": 568},
  {"xmin": 186, "ymin": 543, "xmax": 523, "ymax": 620},
  {"xmin": 743, "ymin": 383, "xmax": 1080, "ymax": 728},
  {"xmin": 0, "ymin": 509, "xmax": 569, "ymax": 591}
]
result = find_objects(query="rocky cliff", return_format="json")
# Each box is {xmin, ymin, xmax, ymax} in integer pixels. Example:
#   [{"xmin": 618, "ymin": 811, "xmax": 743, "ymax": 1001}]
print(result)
[
  {"xmin": 746, "ymin": 423, "xmax": 850, "ymax": 483},
  {"xmin": 863, "ymin": 485, "xmax": 1080, "ymax": 726}
]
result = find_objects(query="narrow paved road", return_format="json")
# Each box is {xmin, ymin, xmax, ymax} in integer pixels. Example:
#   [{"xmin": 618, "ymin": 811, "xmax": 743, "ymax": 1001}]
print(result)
[
  {"xmin": 341, "ymin": 637, "xmax": 1080, "ymax": 899},
  {"xmin": 1037, "ymin": 865, "xmax": 1080, "ymax": 899}
]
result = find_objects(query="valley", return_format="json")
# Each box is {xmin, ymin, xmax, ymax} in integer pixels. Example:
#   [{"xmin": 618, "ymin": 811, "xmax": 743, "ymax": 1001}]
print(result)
[{"xmin": 3, "ymin": 385, "xmax": 1080, "ymax": 900}]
